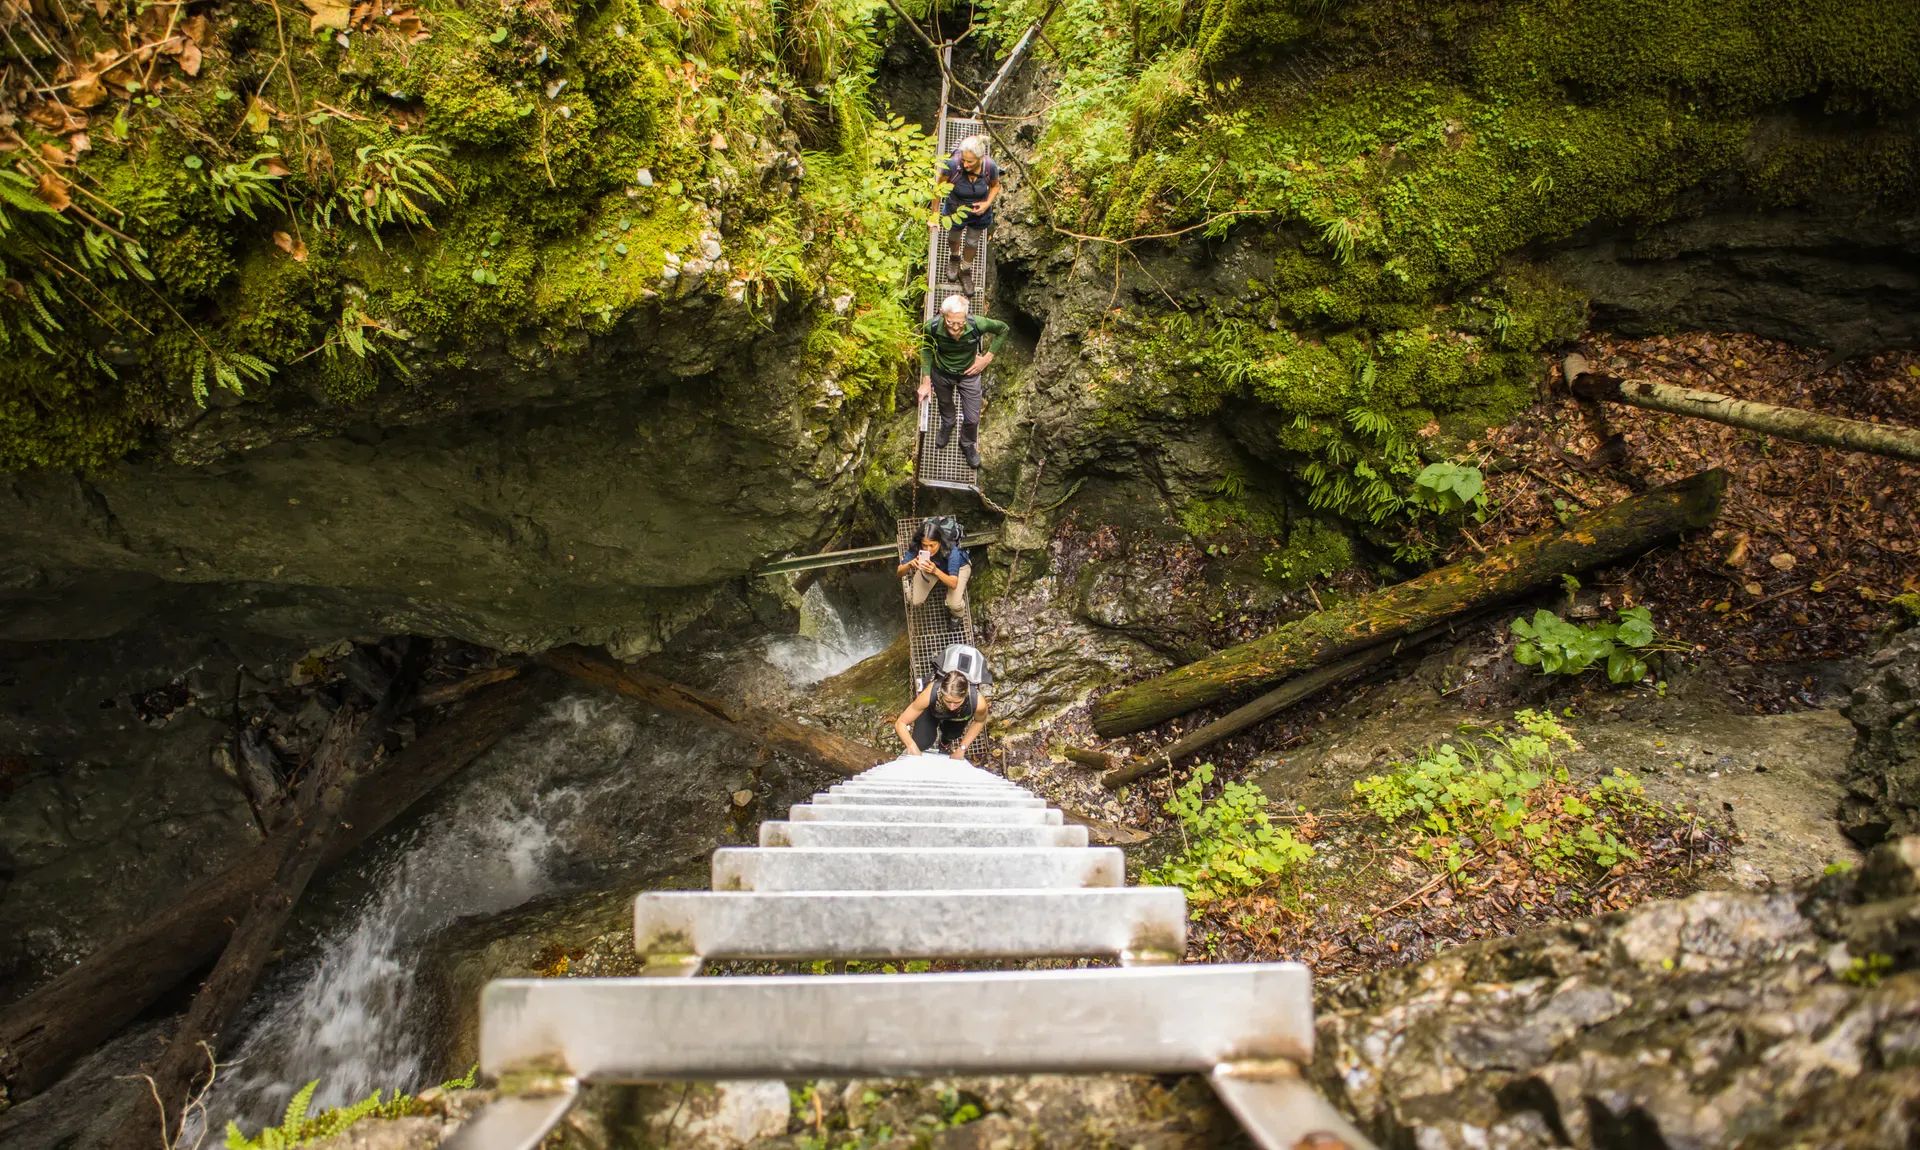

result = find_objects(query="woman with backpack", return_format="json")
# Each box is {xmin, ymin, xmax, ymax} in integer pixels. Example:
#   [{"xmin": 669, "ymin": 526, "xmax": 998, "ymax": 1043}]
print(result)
[
  {"xmin": 896, "ymin": 515, "xmax": 971, "ymax": 619},
  {"xmin": 894, "ymin": 644, "xmax": 992, "ymax": 759}
]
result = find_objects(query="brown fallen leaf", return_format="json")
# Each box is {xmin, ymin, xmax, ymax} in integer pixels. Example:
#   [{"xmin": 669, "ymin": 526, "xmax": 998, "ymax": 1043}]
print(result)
[
  {"xmin": 1723, "ymin": 532, "xmax": 1750, "ymax": 567},
  {"xmin": 38, "ymin": 142, "xmax": 72, "ymax": 167},
  {"xmin": 34, "ymin": 172, "xmax": 72, "ymax": 211},
  {"xmin": 301, "ymin": 0, "xmax": 353, "ymax": 32},
  {"xmin": 26, "ymin": 103, "xmax": 86, "ymax": 133},
  {"xmin": 68, "ymin": 71, "xmax": 109, "ymax": 108},
  {"xmin": 1770, "ymin": 552, "xmax": 1797, "ymax": 571},
  {"xmin": 68, "ymin": 132, "xmax": 90, "ymax": 156},
  {"xmin": 272, "ymin": 230, "xmax": 309, "ymax": 261},
  {"xmin": 175, "ymin": 39, "xmax": 202, "ymax": 76},
  {"xmin": 181, "ymin": 13, "xmax": 211, "ymax": 45},
  {"xmin": 261, "ymin": 155, "xmax": 291, "ymax": 177}
]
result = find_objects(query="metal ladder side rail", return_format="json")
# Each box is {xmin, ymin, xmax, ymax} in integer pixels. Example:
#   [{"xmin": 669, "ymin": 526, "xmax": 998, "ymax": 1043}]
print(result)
[{"xmin": 449, "ymin": 756, "xmax": 1378, "ymax": 1150}]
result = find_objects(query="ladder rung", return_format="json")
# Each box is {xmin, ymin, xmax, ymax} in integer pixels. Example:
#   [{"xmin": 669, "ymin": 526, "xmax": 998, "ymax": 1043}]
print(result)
[
  {"xmin": 809, "ymin": 792, "xmax": 1046, "ymax": 808},
  {"xmin": 833, "ymin": 780, "xmax": 1027, "ymax": 792},
  {"xmin": 633, "ymin": 888, "xmax": 1185, "ymax": 961},
  {"xmin": 478, "ymin": 965, "xmax": 1312, "ymax": 1079},
  {"xmin": 790, "ymin": 803, "xmax": 1063, "ymax": 825},
  {"xmin": 759, "ymin": 821, "xmax": 1087, "ymax": 848},
  {"xmin": 712, "ymin": 846, "xmax": 1122, "ymax": 890}
]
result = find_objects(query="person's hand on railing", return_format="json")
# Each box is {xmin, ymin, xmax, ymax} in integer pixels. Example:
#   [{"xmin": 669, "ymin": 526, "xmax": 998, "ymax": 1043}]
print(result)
[{"xmin": 918, "ymin": 376, "xmax": 933, "ymax": 402}]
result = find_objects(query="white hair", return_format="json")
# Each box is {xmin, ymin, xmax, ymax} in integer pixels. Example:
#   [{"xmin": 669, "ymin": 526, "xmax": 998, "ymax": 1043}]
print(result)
[
  {"xmin": 940, "ymin": 294, "xmax": 970, "ymax": 317},
  {"xmin": 957, "ymin": 135, "xmax": 990, "ymax": 161}
]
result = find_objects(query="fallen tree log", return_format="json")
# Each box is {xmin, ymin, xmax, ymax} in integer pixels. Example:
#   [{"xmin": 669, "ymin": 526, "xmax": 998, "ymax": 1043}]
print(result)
[
  {"xmin": 537, "ymin": 645, "xmax": 888, "ymax": 776},
  {"xmin": 1100, "ymin": 616, "xmax": 1482, "ymax": 789},
  {"xmin": 1572, "ymin": 372, "xmax": 1920, "ymax": 462},
  {"xmin": 107, "ymin": 641, "xmax": 430, "ymax": 1150},
  {"xmin": 1061, "ymin": 746, "xmax": 1115, "ymax": 770},
  {"xmin": 1090, "ymin": 470, "xmax": 1729, "ymax": 736},
  {"xmin": 0, "ymin": 670, "xmax": 556, "ymax": 1104}
]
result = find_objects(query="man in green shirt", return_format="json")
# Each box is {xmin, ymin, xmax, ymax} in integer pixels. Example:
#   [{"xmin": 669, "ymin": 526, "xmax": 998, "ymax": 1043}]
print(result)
[{"xmin": 918, "ymin": 294, "xmax": 1010, "ymax": 469}]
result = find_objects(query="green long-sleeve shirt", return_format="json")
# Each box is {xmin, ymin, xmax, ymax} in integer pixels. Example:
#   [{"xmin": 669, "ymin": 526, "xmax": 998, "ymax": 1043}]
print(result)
[{"xmin": 920, "ymin": 315, "xmax": 1010, "ymax": 376}]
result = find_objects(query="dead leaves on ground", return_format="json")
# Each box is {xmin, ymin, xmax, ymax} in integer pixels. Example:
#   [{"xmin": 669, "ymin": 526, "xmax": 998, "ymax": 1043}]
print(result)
[
  {"xmin": 301, "ymin": 0, "xmax": 432, "ymax": 40},
  {"xmin": 1466, "ymin": 334, "xmax": 1919, "ymax": 667}
]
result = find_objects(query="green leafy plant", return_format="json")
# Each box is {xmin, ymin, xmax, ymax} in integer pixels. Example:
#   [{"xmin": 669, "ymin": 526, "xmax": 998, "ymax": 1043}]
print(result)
[
  {"xmin": 225, "ymin": 1067, "xmax": 477, "ymax": 1149},
  {"xmin": 1142, "ymin": 762, "xmax": 1313, "ymax": 903},
  {"xmin": 1511, "ymin": 606, "xmax": 1673, "ymax": 684},
  {"xmin": 1354, "ymin": 710, "xmax": 1671, "ymax": 878},
  {"xmin": 1410, "ymin": 461, "xmax": 1487, "ymax": 517},
  {"xmin": 1842, "ymin": 952, "xmax": 1895, "ymax": 987},
  {"xmin": 206, "ymin": 154, "xmax": 288, "ymax": 220},
  {"xmin": 188, "ymin": 349, "xmax": 275, "ymax": 407},
  {"xmin": 325, "ymin": 139, "xmax": 452, "ymax": 249}
]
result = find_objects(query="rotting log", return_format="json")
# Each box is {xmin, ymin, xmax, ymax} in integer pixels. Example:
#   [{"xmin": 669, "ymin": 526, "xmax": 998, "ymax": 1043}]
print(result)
[
  {"xmin": 414, "ymin": 665, "xmax": 521, "ymax": 708},
  {"xmin": 106, "ymin": 640, "xmax": 430, "ymax": 1150},
  {"xmin": 105, "ymin": 707, "xmax": 361, "ymax": 1150},
  {"xmin": 1100, "ymin": 616, "xmax": 1483, "ymax": 789},
  {"xmin": 1061, "ymin": 747, "xmax": 1115, "ymax": 770},
  {"xmin": 1090, "ymin": 470, "xmax": 1729, "ymax": 736},
  {"xmin": 537, "ymin": 645, "xmax": 888, "ymax": 777},
  {"xmin": 0, "ymin": 670, "xmax": 557, "ymax": 1104},
  {"xmin": 1572, "ymin": 372, "xmax": 1920, "ymax": 463}
]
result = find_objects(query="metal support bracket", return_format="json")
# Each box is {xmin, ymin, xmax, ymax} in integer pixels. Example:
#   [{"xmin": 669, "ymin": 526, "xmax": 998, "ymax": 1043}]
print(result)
[
  {"xmin": 1209, "ymin": 1061, "xmax": 1378, "ymax": 1150},
  {"xmin": 439, "ymin": 1073, "xmax": 580, "ymax": 1150}
]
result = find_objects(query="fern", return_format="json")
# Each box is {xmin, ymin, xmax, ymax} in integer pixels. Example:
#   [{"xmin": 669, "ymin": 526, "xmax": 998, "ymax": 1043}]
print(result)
[
  {"xmin": 225, "ymin": 1067, "xmax": 478, "ymax": 1150},
  {"xmin": 188, "ymin": 349, "xmax": 275, "ymax": 406}
]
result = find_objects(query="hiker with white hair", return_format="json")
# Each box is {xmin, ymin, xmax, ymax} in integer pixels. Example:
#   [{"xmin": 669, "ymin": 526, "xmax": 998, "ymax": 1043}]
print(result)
[
  {"xmin": 918, "ymin": 293, "xmax": 1009, "ymax": 469},
  {"xmin": 932, "ymin": 134, "xmax": 1001, "ymax": 297}
]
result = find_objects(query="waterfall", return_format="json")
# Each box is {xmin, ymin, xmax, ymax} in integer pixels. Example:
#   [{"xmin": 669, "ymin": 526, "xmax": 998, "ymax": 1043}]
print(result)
[
  {"xmin": 206, "ymin": 695, "xmax": 729, "ymax": 1131},
  {"xmin": 204, "ymin": 586, "xmax": 898, "ymax": 1136},
  {"xmin": 763, "ymin": 580, "xmax": 896, "ymax": 685}
]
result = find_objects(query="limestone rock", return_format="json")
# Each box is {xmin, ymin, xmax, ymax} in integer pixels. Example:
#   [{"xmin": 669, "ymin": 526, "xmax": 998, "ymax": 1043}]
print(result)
[
  {"xmin": 1316, "ymin": 840, "xmax": 1920, "ymax": 1148},
  {"xmin": 1840, "ymin": 629, "xmax": 1920, "ymax": 847}
]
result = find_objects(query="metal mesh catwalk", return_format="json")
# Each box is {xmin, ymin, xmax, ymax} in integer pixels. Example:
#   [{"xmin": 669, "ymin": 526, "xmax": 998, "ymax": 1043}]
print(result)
[
  {"xmin": 447, "ymin": 753, "xmax": 1378, "ymax": 1150},
  {"xmin": 931, "ymin": 115, "xmax": 992, "ymax": 295},
  {"xmin": 914, "ymin": 105, "xmax": 989, "ymax": 492},
  {"xmin": 896, "ymin": 517, "xmax": 978, "ymax": 690}
]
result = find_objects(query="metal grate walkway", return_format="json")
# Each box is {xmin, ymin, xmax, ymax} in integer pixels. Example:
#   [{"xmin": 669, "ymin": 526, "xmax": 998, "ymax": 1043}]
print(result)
[
  {"xmin": 916, "ymin": 109, "xmax": 987, "ymax": 493},
  {"xmin": 445, "ymin": 753, "xmax": 1377, "ymax": 1150},
  {"xmin": 896, "ymin": 517, "xmax": 978, "ymax": 690}
]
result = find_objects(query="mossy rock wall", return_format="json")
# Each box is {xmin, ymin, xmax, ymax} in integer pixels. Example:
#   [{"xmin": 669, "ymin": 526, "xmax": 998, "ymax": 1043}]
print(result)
[{"xmin": 979, "ymin": 0, "xmax": 1920, "ymax": 577}]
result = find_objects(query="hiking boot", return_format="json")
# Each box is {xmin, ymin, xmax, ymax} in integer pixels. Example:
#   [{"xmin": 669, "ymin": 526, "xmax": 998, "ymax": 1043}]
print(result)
[
  {"xmin": 957, "ymin": 263, "xmax": 975, "ymax": 298},
  {"xmin": 960, "ymin": 422, "xmax": 981, "ymax": 468},
  {"xmin": 935, "ymin": 421, "xmax": 955, "ymax": 449},
  {"xmin": 962, "ymin": 442, "xmax": 982, "ymax": 468}
]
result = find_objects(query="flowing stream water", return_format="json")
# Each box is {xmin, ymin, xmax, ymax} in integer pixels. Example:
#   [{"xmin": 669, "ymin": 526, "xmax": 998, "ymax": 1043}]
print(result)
[{"xmin": 203, "ymin": 581, "xmax": 898, "ymax": 1134}]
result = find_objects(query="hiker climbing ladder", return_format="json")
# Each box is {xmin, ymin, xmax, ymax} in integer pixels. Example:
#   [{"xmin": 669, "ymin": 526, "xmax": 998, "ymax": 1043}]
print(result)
[
  {"xmin": 446, "ymin": 752, "xmax": 1377, "ymax": 1150},
  {"xmin": 897, "ymin": 517, "xmax": 978, "ymax": 691},
  {"xmin": 916, "ymin": 112, "xmax": 992, "ymax": 493}
]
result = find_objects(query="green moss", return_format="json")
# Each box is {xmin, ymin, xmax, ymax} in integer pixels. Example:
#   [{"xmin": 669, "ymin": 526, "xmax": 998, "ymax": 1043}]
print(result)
[
  {"xmin": 1262, "ymin": 517, "xmax": 1354, "ymax": 589},
  {"xmin": 975, "ymin": 0, "xmax": 1917, "ymax": 554},
  {"xmin": 0, "ymin": 0, "xmax": 921, "ymax": 470}
]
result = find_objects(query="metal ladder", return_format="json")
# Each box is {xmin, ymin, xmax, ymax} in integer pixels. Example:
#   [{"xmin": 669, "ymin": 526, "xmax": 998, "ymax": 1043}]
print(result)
[{"xmin": 445, "ymin": 753, "xmax": 1376, "ymax": 1150}]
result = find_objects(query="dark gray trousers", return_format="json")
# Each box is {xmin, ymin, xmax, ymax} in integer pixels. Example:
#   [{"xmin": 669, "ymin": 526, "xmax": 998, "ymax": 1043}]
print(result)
[{"xmin": 930, "ymin": 366, "xmax": 982, "ymax": 450}]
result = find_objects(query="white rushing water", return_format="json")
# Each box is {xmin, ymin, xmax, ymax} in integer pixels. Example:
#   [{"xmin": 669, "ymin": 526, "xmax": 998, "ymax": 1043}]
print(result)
[
  {"xmin": 763, "ymin": 580, "xmax": 896, "ymax": 685},
  {"xmin": 209, "ymin": 695, "xmax": 677, "ymax": 1128},
  {"xmin": 206, "ymin": 586, "xmax": 897, "ymax": 1133}
]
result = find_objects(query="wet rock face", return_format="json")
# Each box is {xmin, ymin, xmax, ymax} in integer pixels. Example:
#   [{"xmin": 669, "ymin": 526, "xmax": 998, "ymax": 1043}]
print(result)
[
  {"xmin": 0, "ymin": 294, "xmax": 882, "ymax": 655},
  {"xmin": 1316, "ymin": 843, "xmax": 1920, "ymax": 1149},
  {"xmin": 1840, "ymin": 630, "xmax": 1920, "ymax": 847}
]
